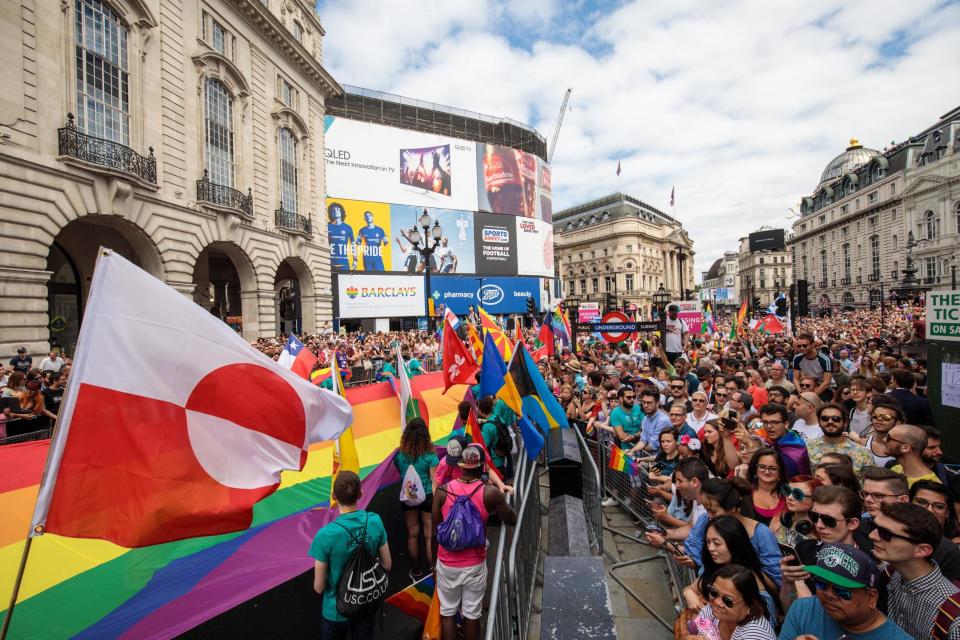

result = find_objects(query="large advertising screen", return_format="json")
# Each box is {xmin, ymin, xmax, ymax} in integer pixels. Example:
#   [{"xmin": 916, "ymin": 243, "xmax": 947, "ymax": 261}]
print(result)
[
  {"xmin": 514, "ymin": 217, "xmax": 554, "ymax": 277},
  {"xmin": 336, "ymin": 274, "xmax": 426, "ymax": 319},
  {"xmin": 431, "ymin": 276, "xmax": 541, "ymax": 315},
  {"xmin": 748, "ymin": 229, "xmax": 786, "ymax": 252},
  {"xmin": 476, "ymin": 144, "xmax": 552, "ymax": 221},
  {"xmin": 324, "ymin": 116, "xmax": 479, "ymax": 212},
  {"xmin": 390, "ymin": 205, "xmax": 475, "ymax": 274},
  {"xmin": 473, "ymin": 212, "xmax": 518, "ymax": 275}
]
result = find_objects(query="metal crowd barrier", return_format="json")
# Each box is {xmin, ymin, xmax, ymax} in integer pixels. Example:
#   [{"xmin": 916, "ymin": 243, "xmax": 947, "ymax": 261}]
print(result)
[
  {"xmin": 572, "ymin": 428, "xmax": 603, "ymax": 555},
  {"xmin": 592, "ymin": 436, "xmax": 697, "ymax": 612},
  {"xmin": 0, "ymin": 427, "xmax": 53, "ymax": 446},
  {"xmin": 506, "ymin": 457, "xmax": 542, "ymax": 639}
]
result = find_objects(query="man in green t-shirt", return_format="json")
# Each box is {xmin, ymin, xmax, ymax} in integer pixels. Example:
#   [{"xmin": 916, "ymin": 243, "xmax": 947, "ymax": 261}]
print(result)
[
  {"xmin": 309, "ymin": 471, "xmax": 392, "ymax": 640},
  {"xmin": 478, "ymin": 395, "xmax": 508, "ymax": 476}
]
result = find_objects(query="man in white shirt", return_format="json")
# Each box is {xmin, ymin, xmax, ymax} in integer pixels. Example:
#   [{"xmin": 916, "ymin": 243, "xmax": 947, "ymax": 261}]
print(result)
[
  {"xmin": 39, "ymin": 350, "xmax": 64, "ymax": 373},
  {"xmin": 663, "ymin": 305, "xmax": 688, "ymax": 364}
]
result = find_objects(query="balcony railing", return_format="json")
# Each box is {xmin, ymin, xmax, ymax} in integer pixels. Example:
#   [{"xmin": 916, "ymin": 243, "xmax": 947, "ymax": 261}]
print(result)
[
  {"xmin": 197, "ymin": 171, "xmax": 253, "ymax": 217},
  {"xmin": 840, "ymin": 277, "xmax": 851, "ymax": 285},
  {"xmin": 275, "ymin": 208, "xmax": 312, "ymax": 235},
  {"xmin": 868, "ymin": 273, "xmax": 879, "ymax": 282},
  {"xmin": 923, "ymin": 276, "xmax": 941, "ymax": 285},
  {"xmin": 891, "ymin": 270, "xmax": 899, "ymax": 279},
  {"xmin": 856, "ymin": 276, "xmax": 862, "ymax": 284},
  {"xmin": 58, "ymin": 113, "xmax": 156, "ymax": 184},
  {"xmin": 819, "ymin": 281, "xmax": 827, "ymax": 288}
]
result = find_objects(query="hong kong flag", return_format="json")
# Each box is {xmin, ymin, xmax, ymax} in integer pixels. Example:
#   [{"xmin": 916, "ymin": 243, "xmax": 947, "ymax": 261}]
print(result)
[
  {"xmin": 30, "ymin": 250, "xmax": 353, "ymax": 548},
  {"xmin": 441, "ymin": 322, "xmax": 478, "ymax": 393}
]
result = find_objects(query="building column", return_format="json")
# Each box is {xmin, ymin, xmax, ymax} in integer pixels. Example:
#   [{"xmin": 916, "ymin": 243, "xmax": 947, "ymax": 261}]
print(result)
[{"xmin": 0, "ymin": 266, "xmax": 54, "ymax": 357}]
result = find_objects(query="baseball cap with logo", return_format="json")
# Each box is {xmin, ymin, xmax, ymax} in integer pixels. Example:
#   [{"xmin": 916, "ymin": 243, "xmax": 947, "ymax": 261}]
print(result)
[
  {"xmin": 458, "ymin": 444, "xmax": 486, "ymax": 469},
  {"xmin": 804, "ymin": 543, "xmax": 878, "ymax": 589},
  {"xmin": 445, "ymin": 435, "xmax": 468, "ymax": 466}
]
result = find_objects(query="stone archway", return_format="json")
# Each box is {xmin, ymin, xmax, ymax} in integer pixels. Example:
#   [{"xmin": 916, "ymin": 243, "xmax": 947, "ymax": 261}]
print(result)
[
  {"xmin": 46, "ymin": 215, "xmax": 165, "ymax": 354},
  {"xmin": 274, "ymin": 256, "xmax": 316, "ymax": 336},
  {"xmin": 192, "ymin": 241, "xmax": 258, "ymax": 339}
]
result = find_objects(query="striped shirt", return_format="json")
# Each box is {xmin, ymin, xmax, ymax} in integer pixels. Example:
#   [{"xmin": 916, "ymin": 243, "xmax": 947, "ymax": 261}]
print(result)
[
  {"xmin": 697, "ymin": 605, "xmax": 776, "ymax": 640},
  {"xmin": 887, "ymin": 563, "xmax": 960, "ymax": 640}
]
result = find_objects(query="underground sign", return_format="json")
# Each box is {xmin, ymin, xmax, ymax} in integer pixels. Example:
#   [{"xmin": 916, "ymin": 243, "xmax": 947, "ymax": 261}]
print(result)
[{"xmin": 599, "ymin": 311, "xmax": 634, "ymax": 343}]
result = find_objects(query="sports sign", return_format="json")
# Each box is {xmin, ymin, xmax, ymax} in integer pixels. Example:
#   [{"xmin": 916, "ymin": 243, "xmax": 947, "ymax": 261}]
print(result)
[{"xmin": 336, "ymin": 274, "xmax": 425, "ymax": 319}]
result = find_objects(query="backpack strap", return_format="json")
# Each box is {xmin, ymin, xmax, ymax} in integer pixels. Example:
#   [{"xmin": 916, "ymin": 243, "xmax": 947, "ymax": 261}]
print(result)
[{"xmin": 933, "ymin": 591, "xmax": 960, "ymax": 640}]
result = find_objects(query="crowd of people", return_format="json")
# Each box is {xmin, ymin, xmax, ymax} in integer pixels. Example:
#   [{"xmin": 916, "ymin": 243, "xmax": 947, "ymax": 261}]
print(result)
[{"xmin": 4, "ymin": 300, "xmax": 953, "ymax": 640}]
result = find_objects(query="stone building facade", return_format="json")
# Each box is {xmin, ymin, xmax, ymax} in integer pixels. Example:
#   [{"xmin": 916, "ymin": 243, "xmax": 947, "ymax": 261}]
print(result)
[
  {"xmin": 0, "ymin": 0, "xmax": 340, "ymax": 357},
  {"xmin": 554, "ymin": 193, "xmax": 695, "ymax": 317},
  {"xmin": 737, "ymin": 232, "xmax": 792, "ymax": 310},
  {"xmin": 788, "ymin": 106, "xmax": 960, "ymax": 311}
]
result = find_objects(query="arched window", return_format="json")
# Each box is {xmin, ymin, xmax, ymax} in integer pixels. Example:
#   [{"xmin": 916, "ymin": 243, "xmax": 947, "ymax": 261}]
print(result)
[
  {"xmin": 873, "ymin": 163, "xmax": 884, "ymax": 181},
  {"xmin": 954, "ymin": 201, "xmax": 960, "ymax": 234},
  {"xmin": 278, "ymin": 128, "xmax": 298, "ymax": 213},
  {"xmin": 925, "ymin": 210, "xmax": 938, "ymax": 240},
  {"xmin": 75, "ymin": 0, "xmax": 129, "ymax": 144},
  {"xmin": 204, "ymin": 79, "xmax": 234, "ymax": 187}
]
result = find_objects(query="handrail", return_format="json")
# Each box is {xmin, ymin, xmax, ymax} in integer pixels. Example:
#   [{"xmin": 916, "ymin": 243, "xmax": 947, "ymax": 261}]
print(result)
[
  {"xmin": 58, "ymin": 113, "xmax": 156, "ymax": 184},
  {"xmin": 572, "ymin": 427, "xmax": 603, "ymax": 555},
  {"xmin": 196, "ymin": 170, "xmax": 253, "ymax": 217},
  {"xmin": 507, "ymin": 456, "xmax": 541, "ymax": 639},
  {"xmin": 275, "ymin": 208, "xmax": 313, "ymax": 235}
]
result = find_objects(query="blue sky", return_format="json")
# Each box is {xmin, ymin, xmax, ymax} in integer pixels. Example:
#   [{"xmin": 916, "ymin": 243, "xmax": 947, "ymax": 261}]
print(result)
[{"xmin": 315, "ymin": 0, "xmax": 960, "ymax": 276}]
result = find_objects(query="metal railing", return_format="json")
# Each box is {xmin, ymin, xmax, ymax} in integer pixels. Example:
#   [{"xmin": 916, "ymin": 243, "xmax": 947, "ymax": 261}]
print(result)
[
  {"xmin": 275, "ymin": 208, "xmax": 313, "ymax": 235},
  {"xmin": 58, "ymin": 114, "xmax": 157, "ymax": 184},
  {"xmin": 0, "ymin": 427, "xmax": 53, "ymax": 446},
  {"xmin": 506, "ymin": 456, "xmax": 542, "ymax": 640},
  {"xmin": 573, "ymin": 427, "xmax": 603, "ymax": 555},
  {"xmin": 196, "ymin": 170, "xmax": 253, "ymax": 217},
  {"xmin": 484, "ymin": 518, "xmax": 512, "ymax": 640}
]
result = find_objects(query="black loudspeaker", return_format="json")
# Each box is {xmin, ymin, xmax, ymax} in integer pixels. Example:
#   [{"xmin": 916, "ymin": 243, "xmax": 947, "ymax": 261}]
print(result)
[
  {"xmin": 797, "ymin": 279, "xmax": 809, "ymax": 317},
  {"xmin": 546, "ymin": 429, "xmax": 582, "ymax": 500}
]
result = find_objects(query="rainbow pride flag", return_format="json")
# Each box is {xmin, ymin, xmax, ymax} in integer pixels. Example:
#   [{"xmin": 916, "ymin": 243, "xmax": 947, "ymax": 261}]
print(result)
[
  {"xmin": 0, "ymin": 372, "xmax": 462, "ymax": 639},
  {"xmin": 608, "ymin": 447, "xmax": 639, "ymax": 476},
  {"xmin": 386, "ymin": 573, "xmax": 435, "ymax": 623}
]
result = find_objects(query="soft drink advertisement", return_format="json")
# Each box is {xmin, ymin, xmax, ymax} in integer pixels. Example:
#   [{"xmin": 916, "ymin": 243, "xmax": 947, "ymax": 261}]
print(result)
[
  {"xmin": 430, "ymin": 276, "xmax": 541, "ymax": 315},
  {"xmin": 473, "ymin": 212, "xmax": 518, "ymax": 275},
  {"xmin": 670, "ymin": 300, "xmax": 705, "ymax": 334},
  {"xmin": 476, "ymin": 143, "xmax": 552, "ymax": 222}
]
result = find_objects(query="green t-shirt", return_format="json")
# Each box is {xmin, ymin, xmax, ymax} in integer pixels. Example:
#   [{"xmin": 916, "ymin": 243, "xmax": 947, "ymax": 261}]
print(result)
[
  {"xmin": 481, "ymin": 419, "xmax": 506, "ymax": 468},
  {"xmin": 610, "ymin": 405, "xmax": 643, "ymax": 449},
  {"xmin": 308, "ymin": 510, "xmax": 388, "ymax": 622},
  {"xmin": 394, "ymin": 450, "xmax": 439, "ymax": 495}
]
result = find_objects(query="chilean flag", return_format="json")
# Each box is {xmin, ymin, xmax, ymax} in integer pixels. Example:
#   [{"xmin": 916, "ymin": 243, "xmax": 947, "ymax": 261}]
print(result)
[
  {"xmin": 277, "ymin": 333, "xmax": 317, "ymax": 380},
  {"xmin": 30, "ymin": 250, "xmax": 353, "ymax": 548}
]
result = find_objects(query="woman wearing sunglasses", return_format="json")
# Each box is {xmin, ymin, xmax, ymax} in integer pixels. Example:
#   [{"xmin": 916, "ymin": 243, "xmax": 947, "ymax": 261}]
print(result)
[
  {"xmin": 770, "ymin": 475, "xmax": 821, "ymax": 547},
  {"xmin": 684, "ymin": 565, "xmax": 776, "ymax": 640},
  {"xmin": 682, "ymin": 516, "xmax": 779, "ymax": 628},
  {"xmin": 746, "ymin": 448, "xmax": 787, "ymax": 526},
  {"xmin": 684, "ymin": 479, "xmax": 782, "ymax": 590}
]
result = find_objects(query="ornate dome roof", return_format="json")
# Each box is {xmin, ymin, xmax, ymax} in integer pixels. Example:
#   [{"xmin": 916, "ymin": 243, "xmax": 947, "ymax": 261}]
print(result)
[{"xmin": 819, "ymin": 138, "xmax": 881, "ymax": 186}]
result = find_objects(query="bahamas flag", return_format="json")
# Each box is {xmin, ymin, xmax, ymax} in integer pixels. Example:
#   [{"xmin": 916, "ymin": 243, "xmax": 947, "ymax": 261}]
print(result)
[{"xmin": 510, "ymin": 343, "xmax": 568, "ymax": 435}]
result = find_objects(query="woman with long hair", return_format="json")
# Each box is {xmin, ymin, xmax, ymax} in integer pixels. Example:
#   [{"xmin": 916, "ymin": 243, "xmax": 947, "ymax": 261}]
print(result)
[
  {"xmin": 394, "ymin": 417, "xmax": 438, "ymax": 582},
  {"xmin": 813, "ymin": 463, "xmax": 861, "ymax": 496},
  {"xmin": 686, "ymin": 478, "xmax": 782, "ymax": 589},
  {"xmin": 746, "ymin": 448, "xmax": 786, "ymax": 526},
  {"xmin": 682, "ymin": 516, "xmax": 778, "ymax": 627},
  {"xmin": 769, "ymin": 475, "xmax": 821, "ymax": 547},
  {"xmin": 686, "ymin": 564, "xmax": 776, "ymax": 640},
  {"xmin": 911, "ymin": 479, "xmax": 960, "ymax": 544},
  {"xmin": 734, "ymin": 435, "xmax": 765, "ymax": 479},
  {"xmin": 1, "ymin": 372, "xmax": 26, "ymax": 398},
  {"xmin": 701, "ymin": 419, "xmax": 737, "ymax": 479},
  {"xmin": 859, "ymin": 354, "xmax": 878, "ymax": 379}
]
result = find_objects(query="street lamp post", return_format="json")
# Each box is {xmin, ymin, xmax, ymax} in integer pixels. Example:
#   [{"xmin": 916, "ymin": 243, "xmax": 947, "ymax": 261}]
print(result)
[
  {"xmin": 408, "ymin": 208, "xmax": 444, "ymax": 333},
  {"xmin": 652, "ymin": 282, "xmax": 670, "ymax": 335},
  {"xmin": 677, "ymin": 250, "xmax": 686, "ymax": 300}
]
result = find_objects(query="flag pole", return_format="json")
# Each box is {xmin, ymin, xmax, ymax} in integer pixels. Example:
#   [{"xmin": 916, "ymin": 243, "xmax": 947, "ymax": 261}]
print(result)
[{"xmin": 1, "ymin": 536, "xmax": 34, "ymax": 640}]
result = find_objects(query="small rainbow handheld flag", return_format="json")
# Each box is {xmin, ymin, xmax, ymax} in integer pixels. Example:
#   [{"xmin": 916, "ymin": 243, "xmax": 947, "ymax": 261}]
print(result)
[
  {"xmin": 386, "ymin": 573, "xmax": 435, "ymax": 623},
  {"xmin": 608, "ymin": 447, "xmax": 639, "ymax": 476}
]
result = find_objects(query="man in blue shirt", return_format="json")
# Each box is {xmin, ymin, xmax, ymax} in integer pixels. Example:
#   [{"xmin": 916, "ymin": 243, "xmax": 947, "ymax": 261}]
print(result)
[
  {"xmin": 310, "ymin": 471, "xmax": 391, "ymax": 640},
  {"xmin": 326, "ymin": 202, "xmax": 354, "ymax": 271},
  {"xmin": 609, "ymin": 386, "xmax": 643, "ymax": 450},
  {"xmin": 355, "ymin": 211, "xmax": 387, "ymax": 271},
  {"xmin": 779, "ymin": 543, "xmax": 911, "ymax": 640},
  {"xmin": 629, "ymin": 388, "xmax": 671, "ymax": 455}
]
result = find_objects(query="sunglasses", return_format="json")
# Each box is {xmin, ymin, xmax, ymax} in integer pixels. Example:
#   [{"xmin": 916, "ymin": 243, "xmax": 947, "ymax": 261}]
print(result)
[
  {"xmin": 874, "ymin": 523, "xmax": 920, "ymax": 544},
  {"xmin": 810, "ymin": 511, "xmax": 847, "ymax": 528},
  {"xmin": 781, "ymin": 485, "xmax": 812, "ymax": 501},
  {"xmin": 622, "ymin": 396, "xmax": 635, "ymax": 401},
  {"xmin": 706, "ymin": 584, "xmax": 742, "ymax": 608},
  {"xmin": 670, "ymin": 385, "xmax": 686, "ymax": 390},
  {"xmin": 813, "ymin": 578, "xmax": 854, "ymax": 601},
  {"xmin": 800, "ymin": 383, "xmax": 814, "ymax": 389},
  {"xmin": 819, "ymin": 415, "xmax": 844, "ymax": 423}
]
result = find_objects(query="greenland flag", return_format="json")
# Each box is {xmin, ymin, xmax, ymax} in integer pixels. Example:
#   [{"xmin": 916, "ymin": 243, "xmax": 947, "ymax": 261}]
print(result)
[{"xmin": 30, "ymin": 249, "xmax": 353, "ymax": 547}]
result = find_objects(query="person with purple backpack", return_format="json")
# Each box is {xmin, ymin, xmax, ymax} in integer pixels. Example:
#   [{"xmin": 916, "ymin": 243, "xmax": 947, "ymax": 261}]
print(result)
[{"xmin": 431, "ymin": 444, "xmax": 516, "ymax": 640}]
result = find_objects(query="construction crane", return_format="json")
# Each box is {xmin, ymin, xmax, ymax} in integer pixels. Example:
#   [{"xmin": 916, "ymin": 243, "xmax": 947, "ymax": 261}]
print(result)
[{"xmin": 548, "ymin": 88, "xmax": 572, "ymax": 163}]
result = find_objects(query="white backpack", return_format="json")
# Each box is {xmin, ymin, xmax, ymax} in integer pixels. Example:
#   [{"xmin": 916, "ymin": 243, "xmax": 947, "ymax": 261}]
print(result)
[{"xmin": 399, "ymin": 465, "xmax": 426, "ymax": 506}]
